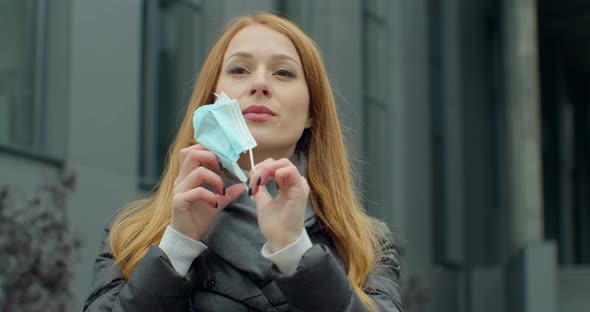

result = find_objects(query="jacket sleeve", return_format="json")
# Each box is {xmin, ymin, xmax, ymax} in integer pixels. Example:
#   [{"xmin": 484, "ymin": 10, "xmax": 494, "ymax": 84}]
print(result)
[
  {"xmin": 83, "ymin": 227, "xmax": 193, "ymax": 312},
  {"xmin": 275, "ymin": 225, "xmax": 403, "ymax": 311}
]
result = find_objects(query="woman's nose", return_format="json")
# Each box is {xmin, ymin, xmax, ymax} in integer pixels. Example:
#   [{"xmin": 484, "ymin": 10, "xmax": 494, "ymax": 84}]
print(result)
[{"xmin": 249, "ymin": 72, "xmax": 271, "ymax": 97}]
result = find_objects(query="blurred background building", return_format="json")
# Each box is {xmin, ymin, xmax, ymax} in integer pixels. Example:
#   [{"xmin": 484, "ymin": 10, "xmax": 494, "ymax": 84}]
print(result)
[{"xmin": 1, "ymin": 0, "xmax": 589, "ymax": 311}]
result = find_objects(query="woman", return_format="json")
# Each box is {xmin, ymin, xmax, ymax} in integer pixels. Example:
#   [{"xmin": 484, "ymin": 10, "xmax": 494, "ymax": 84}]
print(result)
[{"xmin": 84, "ymin": 13, "xmax": 402, "ymax": 312}]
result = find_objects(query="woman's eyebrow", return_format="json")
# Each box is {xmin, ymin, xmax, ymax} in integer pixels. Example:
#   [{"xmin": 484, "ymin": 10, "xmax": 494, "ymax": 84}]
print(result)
[
  {"xmin": 226, "ymin": 51, "xmax": 254, "ymax": 61},
  {"xmin": 226, "ymin": 51, "xmax": 299, "ymax": 65},
  {"xmin": 270, "ymin": 53, "xmax": 299, "ymax": 65}
]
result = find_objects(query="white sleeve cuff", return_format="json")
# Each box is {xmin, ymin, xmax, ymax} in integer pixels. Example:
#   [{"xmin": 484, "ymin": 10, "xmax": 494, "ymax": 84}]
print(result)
[
  {"xmin": 158, "ymin": 225, "xmax": 208, "ymax": 275},
  {"xmin": 261, "ymin": 229, "xmax": 313, "ymax": 275}
]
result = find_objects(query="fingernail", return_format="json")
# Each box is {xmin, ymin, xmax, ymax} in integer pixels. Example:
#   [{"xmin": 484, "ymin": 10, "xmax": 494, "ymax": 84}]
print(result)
[
  {"xmin": 256, "ymin": 176, "xmax": 262, "ymax": 186},
  {"xmin": 214, "ymin": 201, "xmax": 218, "ymax": 208},
  {"xmin": 248, "ymin": 187, "xmax": 252, "ymax": 196},
  {"xmin": 222, "ymin": 187, "xmax": 226, "ymax": 196}
]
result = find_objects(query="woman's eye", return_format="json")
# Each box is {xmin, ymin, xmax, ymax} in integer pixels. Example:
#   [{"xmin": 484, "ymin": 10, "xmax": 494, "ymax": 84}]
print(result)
[
  {"xmin": 274, "ymin": 69, "xmax": 296, "ymax": 78},
  {"xmin": 227, "ymin": 66, "xmax": 249, "ymax": 75}
]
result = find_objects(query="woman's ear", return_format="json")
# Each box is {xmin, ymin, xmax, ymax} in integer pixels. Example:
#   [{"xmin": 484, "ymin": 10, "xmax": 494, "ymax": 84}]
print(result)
[{"xmin": 305, "ymin": 115, "xmax": 313, "ymax": 129}]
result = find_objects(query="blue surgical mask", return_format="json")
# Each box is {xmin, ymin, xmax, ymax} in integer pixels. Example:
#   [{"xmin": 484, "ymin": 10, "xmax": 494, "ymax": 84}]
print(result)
[{"xmin": 193, "ymin": 92, "xmax": 256, "ymax": 183}]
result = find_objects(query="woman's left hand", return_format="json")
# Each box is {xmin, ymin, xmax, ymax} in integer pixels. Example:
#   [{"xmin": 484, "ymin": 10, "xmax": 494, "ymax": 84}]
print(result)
[{"xmin": 249, "ymin": 158, "xmax": 310, "ymax": 253}]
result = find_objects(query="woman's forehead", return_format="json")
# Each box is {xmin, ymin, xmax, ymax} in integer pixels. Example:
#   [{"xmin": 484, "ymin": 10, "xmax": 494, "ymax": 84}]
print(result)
[{"xmin": 223, "ymin": 25, "xmax": 301, "ymax": 63}]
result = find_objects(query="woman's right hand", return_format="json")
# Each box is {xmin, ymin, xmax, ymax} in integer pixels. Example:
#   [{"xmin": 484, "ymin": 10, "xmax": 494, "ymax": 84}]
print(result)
[{"xmin": 171, "ymin": 144, "xmax": 246, "ymax": 241}]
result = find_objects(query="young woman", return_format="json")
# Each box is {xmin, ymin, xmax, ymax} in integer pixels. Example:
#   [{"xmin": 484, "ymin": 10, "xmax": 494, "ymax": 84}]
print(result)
[{"xmin": 84, "ymin": 13, "xmax": 402, "ymax": 312}]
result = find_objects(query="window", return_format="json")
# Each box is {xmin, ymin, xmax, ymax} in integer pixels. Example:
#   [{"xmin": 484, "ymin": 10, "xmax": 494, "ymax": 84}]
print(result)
[
  {"xmin": 0, "ymin": 0, "xmax": 46, "ymax": 153},
  {"xmin": 140, "ymin": 0, "xmax": 205, "ymax": 188}
]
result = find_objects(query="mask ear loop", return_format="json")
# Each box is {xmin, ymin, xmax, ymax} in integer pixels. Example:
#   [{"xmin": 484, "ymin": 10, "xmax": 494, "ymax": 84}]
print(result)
[{"xmin": 248, "ymin": 149, "xmax": 255, "ymax": 173}]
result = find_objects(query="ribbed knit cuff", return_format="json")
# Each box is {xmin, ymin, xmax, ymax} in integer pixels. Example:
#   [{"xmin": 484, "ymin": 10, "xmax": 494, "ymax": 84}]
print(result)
[
  {"xmin": 261, "ymin": 229, "xmax": 313, "ymax": 275},
  {"xmin": 158, "ymin": 225, "xmax": 207, "ymax": 275}
]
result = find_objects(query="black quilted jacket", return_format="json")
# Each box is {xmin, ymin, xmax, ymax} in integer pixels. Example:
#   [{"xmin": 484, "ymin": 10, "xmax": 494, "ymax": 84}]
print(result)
[{"xmin": 83, "ymin": 221, "xmax": 403, "ymax": 311}]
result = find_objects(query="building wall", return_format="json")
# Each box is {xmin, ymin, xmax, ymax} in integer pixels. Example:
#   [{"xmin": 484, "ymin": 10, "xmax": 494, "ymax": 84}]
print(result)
[
  {"xmin": 0, "ymin": 0, "xmax": 434, "ymax": 309},
  {"xmin": 65, "ymin": 0, "xmax": 143, "ymax": 309}
]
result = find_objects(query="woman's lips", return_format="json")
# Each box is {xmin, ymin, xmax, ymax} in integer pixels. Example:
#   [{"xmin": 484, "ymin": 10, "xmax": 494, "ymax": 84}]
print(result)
[
  {"xmin": 242, "ymin": 105, "xmax": 276, "ymax": 122},
  {"xmin": 243, "ymin": 112, "xmax": 275, "ymax": 122}
]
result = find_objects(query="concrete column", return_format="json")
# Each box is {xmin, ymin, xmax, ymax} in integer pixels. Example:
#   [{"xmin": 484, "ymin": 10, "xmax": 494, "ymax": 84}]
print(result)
[
  {"xmin": 506, "ymin": 242, "xmax": 557, "ymax": 312},
  {"xmin": 501, "ymin": 0, "xmax": 544, "ymax": 253},
  {"xmin": 390, "ymin": 0, "xmax": 432, "ymax": 273}
]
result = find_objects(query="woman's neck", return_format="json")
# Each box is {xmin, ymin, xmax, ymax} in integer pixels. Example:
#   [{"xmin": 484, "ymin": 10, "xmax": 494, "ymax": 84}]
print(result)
[{"xmin": 237, "ymin": 145, "xmax": 296, "ymax": 172}]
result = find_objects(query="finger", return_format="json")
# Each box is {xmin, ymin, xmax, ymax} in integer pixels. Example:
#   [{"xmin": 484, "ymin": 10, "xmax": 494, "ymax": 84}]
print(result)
[
  {"xmin": 177, "ymin": 149, "xmax": 222, "ymax": 186},
  {"xmin": 249, "ymin": 158, "xmax": 287, "ymax": 190},
  {"xmin": 252, "ymin": 184, "xmax": 272, "ymax": 207},
  {"xmin": 251, "ymin": 157, "xmax": 275, "ymax": 174},
  {"xmin": 249, "ymin": 158, "xmax": 298, "ymax": 195},
  {"xmin": 216, "ymin": 183, "xmax": 246, "ymax": 209},
  {"xmin": 247, "ymin": 157, "xmax": 274, "ymax": 190},
  {"xmin": 175, "ymin": 167, "xmax": 224, "ymax": 195},
  {"xmin": 175, "ymin": 187, "xmax": 217, "ymax": 207},
  {"xmin": 179, "ymin": 144, "xmax": 207, "ymax": 167},
  {"xmin": 275, "ymin": 166, "xmax": 308, "ymax": 193},
  {"xmin": 174, "ymin": 144, "xmax": 218, "ymax": 186}
]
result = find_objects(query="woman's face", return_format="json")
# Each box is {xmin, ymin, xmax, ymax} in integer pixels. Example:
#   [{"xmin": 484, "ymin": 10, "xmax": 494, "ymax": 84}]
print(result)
[{"xmin": 216, "ymin": 24, "xmax": 311, "ymax": 156}]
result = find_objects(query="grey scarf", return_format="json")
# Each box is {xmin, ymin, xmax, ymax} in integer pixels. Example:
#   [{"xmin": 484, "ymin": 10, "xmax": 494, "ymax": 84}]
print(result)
[{"xmin": 202, "ymin": 152, "xmax": 316, "ymax": 281}]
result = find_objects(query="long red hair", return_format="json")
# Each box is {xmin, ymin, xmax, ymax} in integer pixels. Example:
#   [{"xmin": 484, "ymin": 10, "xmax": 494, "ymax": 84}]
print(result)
[{"xmin": 109, "ymin": 12, "xmax": 383, "ymax": 310}]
